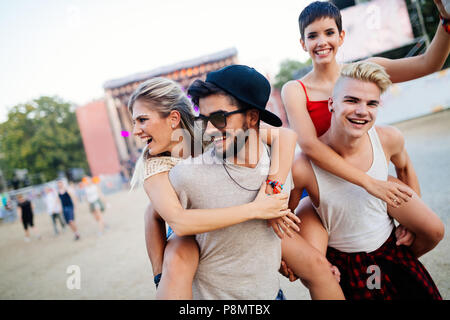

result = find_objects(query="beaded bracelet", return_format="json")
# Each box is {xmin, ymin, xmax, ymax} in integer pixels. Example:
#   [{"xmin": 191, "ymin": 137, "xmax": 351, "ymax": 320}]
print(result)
[{"xmin": 266, "ymin": 179, "xmax": 284, "ymax": 194}]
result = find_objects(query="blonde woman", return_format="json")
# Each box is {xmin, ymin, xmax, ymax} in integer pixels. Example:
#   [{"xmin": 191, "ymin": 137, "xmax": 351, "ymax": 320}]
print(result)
[{"xmin": 129, "ymin": 77, "xmax": 301, "ymax": 299}]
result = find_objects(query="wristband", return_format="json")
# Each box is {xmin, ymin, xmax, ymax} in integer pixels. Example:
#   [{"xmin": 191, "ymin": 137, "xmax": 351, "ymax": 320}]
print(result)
[{"xmin": 266, "ymin": 179, "xmax": 284, "ymax": 194}]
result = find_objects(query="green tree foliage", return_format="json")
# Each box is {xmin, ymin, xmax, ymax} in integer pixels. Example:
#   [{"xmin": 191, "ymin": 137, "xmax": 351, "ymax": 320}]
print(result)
[
  {"xmin": 0, "ymin": 96, "xmax": 88, "ymax": 186},
  {"xmin": 274, "ymin": 58, "xmax": 312, "ymax": 89}
]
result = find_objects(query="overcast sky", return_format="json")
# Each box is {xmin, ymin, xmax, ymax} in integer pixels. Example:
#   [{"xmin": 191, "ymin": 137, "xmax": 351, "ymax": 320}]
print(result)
[{"xmin": 0, "ymin": 0, "xmax": 312, "ymax": 122}]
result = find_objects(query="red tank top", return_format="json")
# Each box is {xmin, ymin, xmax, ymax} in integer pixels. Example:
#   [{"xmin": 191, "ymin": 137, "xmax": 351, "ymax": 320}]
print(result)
[{"xmin": 297, "ymin": 80, "xmax": 331, "ymax": 137}]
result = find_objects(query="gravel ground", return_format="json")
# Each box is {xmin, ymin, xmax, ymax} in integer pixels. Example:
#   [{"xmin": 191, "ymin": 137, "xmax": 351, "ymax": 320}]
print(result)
[{"xmin": 0, "ymin": 110, "xmax": 448, "ymax": 300}]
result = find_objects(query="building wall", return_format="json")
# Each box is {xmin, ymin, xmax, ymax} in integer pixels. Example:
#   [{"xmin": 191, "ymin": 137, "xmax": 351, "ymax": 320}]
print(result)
[{"xmin": 75, "ymin": 100, "xmax": 122, "ymax": 176}]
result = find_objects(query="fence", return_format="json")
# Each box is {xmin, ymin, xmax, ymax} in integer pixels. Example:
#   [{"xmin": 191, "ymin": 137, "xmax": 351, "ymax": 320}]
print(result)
[{"xmin": 0, "ymin": 173, "xmax": 129, "ymax": 224}]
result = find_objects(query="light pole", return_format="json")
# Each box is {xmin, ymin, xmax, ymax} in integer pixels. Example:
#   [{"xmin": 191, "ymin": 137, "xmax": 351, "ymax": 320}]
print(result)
[{"xmin": 412, "ymin": 0, "xmax": 431, "ymax": 48}]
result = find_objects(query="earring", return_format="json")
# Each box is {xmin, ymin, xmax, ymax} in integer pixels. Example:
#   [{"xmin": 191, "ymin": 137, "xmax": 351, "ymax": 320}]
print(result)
[{"xmin": 171, "ymin": 124, "xmax": 175, "ymax": 128}]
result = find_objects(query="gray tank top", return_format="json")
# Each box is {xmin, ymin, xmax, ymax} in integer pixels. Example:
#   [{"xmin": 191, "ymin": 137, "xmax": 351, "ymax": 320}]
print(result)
[{"xmin": 169, "ymin": 143, "xmax": 292, "ymax": 299}]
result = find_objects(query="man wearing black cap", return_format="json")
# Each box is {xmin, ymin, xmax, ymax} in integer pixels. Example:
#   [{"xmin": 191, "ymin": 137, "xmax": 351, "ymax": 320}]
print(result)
[
  {"xmin": 154, "ymin": 64, "xmax": 339, "ymax": 300},
  {"xmin": 188, "ymin": 65, "xmax": 283, "ymax": 161},
  {"xmin": 143, "ymin": 64, "xmax": 344, "ymax": 300},
  {"xmin": 159, "ymin": 65, "xmax": 290, "ymax": 299}
]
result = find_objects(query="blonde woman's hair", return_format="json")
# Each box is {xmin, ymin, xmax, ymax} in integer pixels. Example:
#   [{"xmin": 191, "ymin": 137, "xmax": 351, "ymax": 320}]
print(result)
[
  {"xmin": 128, "ymin": 77, "xmax": 198, "ymax": 190},
  {"xmin": 338, "ymin": 61, "xmax": 392, "ymax": 94},
  {"xmin": 128, "ymin": 77, "xmax": 196, "ymax": 138}
]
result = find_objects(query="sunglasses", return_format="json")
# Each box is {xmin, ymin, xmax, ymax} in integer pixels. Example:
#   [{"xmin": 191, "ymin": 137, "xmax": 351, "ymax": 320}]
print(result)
[{"xmin": 194, "ymin": 109, "xmax": 247, "ymax": 132}]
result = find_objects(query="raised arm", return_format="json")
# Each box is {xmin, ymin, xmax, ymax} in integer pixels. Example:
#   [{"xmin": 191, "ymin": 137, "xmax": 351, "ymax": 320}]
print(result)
[
  {"xmin": 281, "ymin": 80, "xmax": 411, "ymax": 207},
  {"xmin": 143, "ymin": 172, "xmax": 293, "ymax": 237},
  {"xmin": 368, "ymin": 0, "xmax": 450, "ymax": 83}
]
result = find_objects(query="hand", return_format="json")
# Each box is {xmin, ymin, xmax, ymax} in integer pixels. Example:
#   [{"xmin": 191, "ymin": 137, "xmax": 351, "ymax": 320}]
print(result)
[
  {"xmin": 330, "ymin": 264, "xmax": 341, "ymax": 283},
  {"xmin": 267, "ymin": 212, "xmax": 301, "ymax": 239},
  {"xmin": 253, "ymin": 183, "xmax": 292, "ymax": 220},
  {"xmin": 364, "ymin": 178, "xmax": 412, "ymax": 208},
  {"xmin": 279, "ymin": 260, "xmax": 298, "ymax": 282},
  {"xmin": 434, "ymin": 0, "xmax": 450, "ymax": 19},
  {"xmin": 395, "ymin": 224, "xmax": 416, "ymax": 246}
]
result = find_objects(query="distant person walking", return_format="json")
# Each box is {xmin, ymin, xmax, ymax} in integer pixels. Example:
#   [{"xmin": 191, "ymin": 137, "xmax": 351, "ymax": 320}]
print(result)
[
  {"xmin": 57, "ymin": 180, "xmax": 81, "ymax": 241},
  {"xmin": 44, "ymin": 187, "xmax": 65, "ymax": 235},
  {"xmin": 82, "ymin": 176, "xmax": 106, "ymax": 236},
  {"xmin": 16, "ymin": 194, "xmax": 41, "ymax": 242},
  {"xmin": 75, "ymin": 181, "xmax": 86, "ymax": 203}
]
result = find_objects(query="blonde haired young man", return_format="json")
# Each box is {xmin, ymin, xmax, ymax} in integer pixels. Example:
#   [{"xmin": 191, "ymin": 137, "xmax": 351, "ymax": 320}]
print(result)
[{"xmin": 282, "ymin": 61, "xmax": 444, "ymax": 299}]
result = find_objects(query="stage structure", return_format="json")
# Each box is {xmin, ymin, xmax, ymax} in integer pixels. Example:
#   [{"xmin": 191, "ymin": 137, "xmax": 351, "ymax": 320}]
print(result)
[
  {"xmin": 103, "ymin": 48, "xmax": 239, "ymax": 164},
  {"xmin": 101, "ymin": 47, "xmax": 289, "ymax": 166}
]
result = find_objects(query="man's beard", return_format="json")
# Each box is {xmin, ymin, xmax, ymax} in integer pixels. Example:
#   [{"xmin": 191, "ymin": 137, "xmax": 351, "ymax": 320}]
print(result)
[{"xmin": 215, "ymin": 123, "xmax": 249, "ymax": 160}]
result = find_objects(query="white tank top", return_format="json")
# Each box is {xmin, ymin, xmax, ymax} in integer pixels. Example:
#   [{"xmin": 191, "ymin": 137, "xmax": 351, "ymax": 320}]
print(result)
[
  {"xmin": 311, "ymin": 127, "xmax": 394, "ymax": 253},
  {"xmin": 85, "ymin": 184, "xmax": 100, "ymax": 203}
]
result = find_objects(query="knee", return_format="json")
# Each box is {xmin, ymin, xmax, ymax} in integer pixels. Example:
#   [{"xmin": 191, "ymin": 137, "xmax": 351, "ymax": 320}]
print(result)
[
  {"xmin": 311, "ymin": 254, "xmax": 331, "ymax": 275},
  {"xmin": 432, "ymin": 221, "xmax": 445, "ymax": 244},
  {"xmin": 301, "ymin": 253, "xmax": 332, "ymax": 283}
]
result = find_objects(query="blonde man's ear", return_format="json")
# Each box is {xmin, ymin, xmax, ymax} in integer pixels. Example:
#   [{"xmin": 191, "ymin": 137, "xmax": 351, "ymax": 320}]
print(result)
[{"xmin": 328, "ymin": 97, "xmax": 334, "ymax": 113}]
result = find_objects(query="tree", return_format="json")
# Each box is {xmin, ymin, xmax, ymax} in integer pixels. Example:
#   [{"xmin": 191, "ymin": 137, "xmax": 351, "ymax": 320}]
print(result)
[
  {"xmin": 0, "ymin": 96, "xmax": 88, "ymax": 188},
  {"xmin": 273, "ymin": 58, "xmax": 312, "ymax": 89}
]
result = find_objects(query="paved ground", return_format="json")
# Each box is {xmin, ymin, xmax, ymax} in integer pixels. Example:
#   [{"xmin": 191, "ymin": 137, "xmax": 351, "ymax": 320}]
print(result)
[{"xmin": 0, "ymin": 110, "xmax": 449, "ymax": 300}]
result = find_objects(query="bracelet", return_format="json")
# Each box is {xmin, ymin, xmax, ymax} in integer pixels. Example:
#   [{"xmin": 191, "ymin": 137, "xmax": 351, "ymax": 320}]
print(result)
[
  {"xmin": 154, "ymin": 273, "xmax": 162, "ymax": 288},
  {"xmin": 440, "ymin": 15, "xmax": 450, "ymax": 34},
  {"xmin": 266, "ymin": 179, "xmax": 284, "ymax": 194}
]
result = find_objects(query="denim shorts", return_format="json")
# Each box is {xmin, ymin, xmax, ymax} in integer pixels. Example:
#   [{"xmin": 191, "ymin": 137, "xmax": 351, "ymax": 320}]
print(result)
[
  {"xmin": 301, "ymin": 188, "xmax": 309, "ymax": 200},
  {"xmin": 89, "ymin": 199, "xmax": 104, "ymax": 213},
  {"xmin": 276, "ymin": 289, "xmax": 286, "ymax": 300},
  {"xmin": 167, "ymin": 226, "xmax": 174, "ymax": 239},
  {"xmin": 63, "ymin": 206, "xmax": 74, "ymax": 223}
]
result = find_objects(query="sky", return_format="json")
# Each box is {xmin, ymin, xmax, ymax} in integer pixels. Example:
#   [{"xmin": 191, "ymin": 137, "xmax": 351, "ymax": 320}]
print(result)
[{"xmin": 0, "ymin": 0, "xmax": 312, "ymax": 122}]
